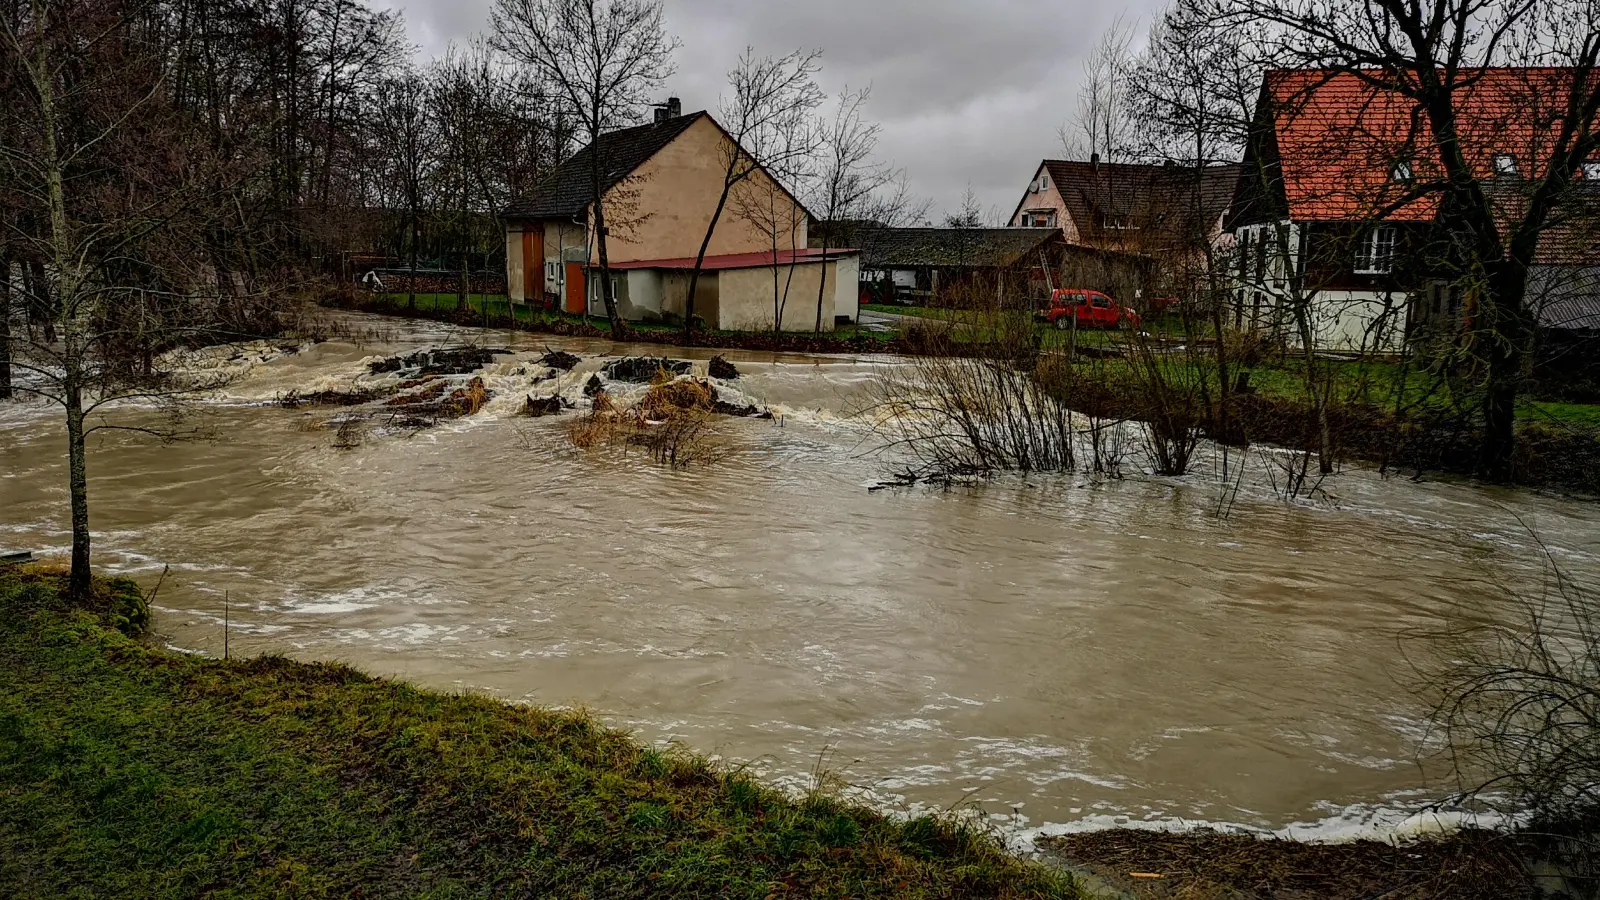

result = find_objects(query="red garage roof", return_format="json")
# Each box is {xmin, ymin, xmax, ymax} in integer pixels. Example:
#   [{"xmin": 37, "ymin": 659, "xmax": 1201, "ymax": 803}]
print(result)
[
  {"xmin": 601, "ymin": 248, "xmax": 857, "ymax": 272},
  {"xmin": 1264, "ymin": 67, "xmax": 1588, "ymax": 222}
]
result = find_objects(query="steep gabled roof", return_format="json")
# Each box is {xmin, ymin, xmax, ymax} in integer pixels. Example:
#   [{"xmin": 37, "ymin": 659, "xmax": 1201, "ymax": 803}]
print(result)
[
  {"xmin": 854, "ymin": 228, "xmax": 1060, "ymax": 269},
  {"xmin": 503, "ymin": 112, "xmax": 705, "ymax": 220},
  {"xmin": 1019, "ymin": 160, "xmax": 1241, "ymax": 242},
  {"xmin": 1258, "ymin": 67, "xmax": 1589, "ymax": 224}
]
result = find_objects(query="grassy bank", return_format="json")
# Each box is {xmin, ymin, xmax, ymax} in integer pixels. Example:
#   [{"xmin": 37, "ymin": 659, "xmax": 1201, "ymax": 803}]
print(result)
[{"xmin": 0, "ymin": 568, "xmax": 1079, "ymax": 899}]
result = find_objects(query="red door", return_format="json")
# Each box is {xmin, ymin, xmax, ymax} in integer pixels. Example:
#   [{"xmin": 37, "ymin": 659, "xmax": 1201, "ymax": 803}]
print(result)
[{"xmin": 565, "ymin": 263, "xmax": 586, "ymax": 315}]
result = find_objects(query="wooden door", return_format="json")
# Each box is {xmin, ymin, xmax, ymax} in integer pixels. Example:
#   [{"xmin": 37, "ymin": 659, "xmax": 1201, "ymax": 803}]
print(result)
[
  {"xmin": 520, "ymin": 231, "xmax": 539, "ymax": 303},
  {"xmin": 565, "ymin": 263, "xmax": 586, "ymax": 315}
]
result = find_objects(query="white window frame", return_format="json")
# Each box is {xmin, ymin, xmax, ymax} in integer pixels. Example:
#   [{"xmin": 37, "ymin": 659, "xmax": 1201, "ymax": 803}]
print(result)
[
  {"xmin": 1493, "ymin": 153, "xmax": 1518, "ymax": 176},
  {"xmin": 1355, "ymin": 225, "xmax": 1397, "ymax": 275},
  {"xmin": 1583, "ymin": 160, "xmax": 1600, "ymax": 181},
  {"xmin": 1391, "ymin": 160, "xmax": 1413, "ymax": 182}
]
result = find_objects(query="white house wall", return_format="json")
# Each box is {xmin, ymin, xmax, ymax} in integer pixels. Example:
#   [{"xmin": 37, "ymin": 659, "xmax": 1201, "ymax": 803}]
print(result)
[
  {"xmin": 1305, "ymin": 291, "xmax": 1408, "ymax": 353},
  {"xmin": 834, "ymin": 255, "xmax": 859, "ymax": 322},
  {"xmin": 715, "ymin": 262, "xmax": 840, "ymax": 332}
]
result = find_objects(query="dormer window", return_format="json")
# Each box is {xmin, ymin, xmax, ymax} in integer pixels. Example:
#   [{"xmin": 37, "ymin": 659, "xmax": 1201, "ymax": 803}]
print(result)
[
  {"xmin": 1390, "ymin": 160, "xmax": 1413, "ymax": 182},
  {"xmin": 1494, "ymin": 154, "xmax": 1518, "ymax": 176}
]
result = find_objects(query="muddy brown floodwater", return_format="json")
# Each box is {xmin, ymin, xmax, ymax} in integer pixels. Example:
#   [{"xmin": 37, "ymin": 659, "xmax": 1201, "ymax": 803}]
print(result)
[{"xmin": 3, "ymin": 311, "xmax": 1597, "ymax": 842}]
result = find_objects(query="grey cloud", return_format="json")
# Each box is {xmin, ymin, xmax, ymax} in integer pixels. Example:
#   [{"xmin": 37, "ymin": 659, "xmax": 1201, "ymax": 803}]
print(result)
[{"xmin": 379, "ymin": 0, "xmax": 1168, "ymax": 217}]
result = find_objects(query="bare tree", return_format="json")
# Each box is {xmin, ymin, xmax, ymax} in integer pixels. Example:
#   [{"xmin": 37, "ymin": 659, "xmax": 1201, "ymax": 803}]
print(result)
[
  {"xmin": 373, "ymin": 69, "xmax": 433, "ymax": 309},
  {"xmin": 1210, "ymin": 0, "xmax": 1600, "ymax": 481},
  {"xmin": 1063, "ymin": 15, "xmax": 1141, "ymax": 163},
  {"xmin": 682, "ymin": 47, "xmax": 824, "ymax": 343},
  {"xmin": 808, "ymin": 86, "xmax": 899, "ymax": 333},
  {"xmin": 492, "ymin": 0, "xmax": 677, "ymax": 339},
  {"xmin": 1, "ymin": 0, "xmax": 283, "ymax": 599},
  {"xmin": 731, "ymin": 96, "xmax": 818, "ymax": 334}
]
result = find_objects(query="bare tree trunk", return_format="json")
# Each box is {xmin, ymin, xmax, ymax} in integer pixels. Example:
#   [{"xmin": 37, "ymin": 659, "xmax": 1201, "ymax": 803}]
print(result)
[
  {"xmin": 589, "ymin": 107, "xmax": 624, "ymax": 340},
  {"xmin": 685, "ymin": 177, "xmax": 737, "ymax": 345},
  {"xmin": 1479, "ymin": 265, "xmax": 1535, "ymax": 482},
  {"xmin": 65, "ymin": 363, "xmax": 91, "ymax": 600},
  {"xmin": 0, "ymin": 253, "xmax": 11, "ymax": 400},
  {"xmin": 35, "ymin": 27, "xmax": 92, "ymax": 599},
  {"xmin": 814, "ymin": 236, "xmax": 829, "ymax": 334}
]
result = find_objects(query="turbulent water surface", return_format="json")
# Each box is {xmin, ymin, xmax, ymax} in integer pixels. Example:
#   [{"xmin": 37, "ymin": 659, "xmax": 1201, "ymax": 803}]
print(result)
[{"xmin": 3, "ymin": 311, "xmax": 1597, "ymax": 841}]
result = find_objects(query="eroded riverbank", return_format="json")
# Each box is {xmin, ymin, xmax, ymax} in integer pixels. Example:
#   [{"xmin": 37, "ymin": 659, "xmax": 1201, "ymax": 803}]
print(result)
[{"xmin": 2, "ymin": 311, "xmax": 1597, "ymax": 844}]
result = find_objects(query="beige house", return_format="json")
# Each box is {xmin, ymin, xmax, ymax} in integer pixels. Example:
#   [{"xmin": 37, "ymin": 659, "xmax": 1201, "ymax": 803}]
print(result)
[{"xmin": 502, "ymin": 101, "xmax": 859, "ymax": 331}]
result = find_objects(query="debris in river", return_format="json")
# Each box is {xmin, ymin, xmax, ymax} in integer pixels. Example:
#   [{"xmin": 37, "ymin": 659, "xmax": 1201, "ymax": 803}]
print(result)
[
  {"xmin": 639, "ymin": 379, "xmax": 715, "ymax": 419},
  {"xmin": 279, "ymin": 387, "xmax": 391, "ymax": 408},
  {"xmin": 385, "ymin": 380, "xmax": 449, "ymax": 408},
  {"xmin": 583, "ymin": 374, "xmax": 605, "ymax": 397},
  {"xmin": 709, "ymin": 355, "xmax": 740, "ymax": 379},
  {"xmin": 539, "ymin": 348, "xmax": 581, "ymax": 371},
  {"xmin": 602, "ymin": 356, "xmax": 691, "ymax": 383},
  {"xmin": 711, "ymin": 400, "xmax": 773, "ymax": 419},
  {"xmin": 521, "ymin": 395, "xmax": 572, "ymax": 417},
  {"xmin": 439, "ymin": 377, "xmax": 490, "ymax": 418},
  {"xmin": 368, "ymin": 346, "xmax": 509, "ymax": 376},
  {"xmin": 332, "ymin": 417, "xmax": 364, "ymax": 450}
]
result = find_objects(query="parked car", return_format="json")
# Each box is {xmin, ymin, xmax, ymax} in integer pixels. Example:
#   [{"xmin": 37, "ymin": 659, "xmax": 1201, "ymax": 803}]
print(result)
[{"xmin": 1039, "ymin": 289, "xmax": 1142, "ymax": 329}]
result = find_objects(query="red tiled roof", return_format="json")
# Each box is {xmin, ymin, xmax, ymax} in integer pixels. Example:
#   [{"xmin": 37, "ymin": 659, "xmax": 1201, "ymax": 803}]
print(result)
[
  {"xmin": 600, "ymin": 248, "xmax": 857, "ymax": 272},
  {"xmin": 1265, "ymin": 68, "xmax": 1586, "ymax": 223}
]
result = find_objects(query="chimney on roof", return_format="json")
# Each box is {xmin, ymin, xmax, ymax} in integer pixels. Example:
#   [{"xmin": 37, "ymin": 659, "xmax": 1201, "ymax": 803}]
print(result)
[
  {"xmin": 653, "ymin": 97, "xmax": 682, "ymax": 123},
  {"xmin": 1090, "ymin": 151, "xmax": 1100, "ymax": 168}
]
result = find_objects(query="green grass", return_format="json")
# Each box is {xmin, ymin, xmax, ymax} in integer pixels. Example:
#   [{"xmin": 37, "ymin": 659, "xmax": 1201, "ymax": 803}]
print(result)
[{"xmin": 0, "ymin": 569, "xmax": 1080, "ymax": 899}]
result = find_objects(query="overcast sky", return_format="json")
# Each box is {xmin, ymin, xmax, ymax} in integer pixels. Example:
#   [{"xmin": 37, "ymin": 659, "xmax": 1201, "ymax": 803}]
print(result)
[{"xmin": 379, "ymin": 0, "xmax": 1169, "ymax": 221}]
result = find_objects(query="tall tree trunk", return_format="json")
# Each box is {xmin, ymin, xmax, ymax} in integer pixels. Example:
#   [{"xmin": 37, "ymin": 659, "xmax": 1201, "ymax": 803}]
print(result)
[
  {"xmin": 35, "ymin": 20, "xmax": 91, "ymax": 599},
  {"xmin": 1478, "ymin": 267, "xmax": 1535, "ymax": 482},
  {"xmin": 65, "ymin": 365, "xmax": 91, "ymax": 600},
  {"xmin": 685, "ymin": 186, "xmax": 734, "ymax": 345},
  {"xmin": 589, "ymin": 117, "xmax": 624, "ymax": 340},
  {"xmin": 814, "ymin": 236, "xmax": 830, "ymax": 334},
  {"xmin": 0, "ymin": 253, "xmax": 11, "ymax": 400},
  {"xmin": 407, "ymin": 206, "xmax": 418, "ymax": 310}
]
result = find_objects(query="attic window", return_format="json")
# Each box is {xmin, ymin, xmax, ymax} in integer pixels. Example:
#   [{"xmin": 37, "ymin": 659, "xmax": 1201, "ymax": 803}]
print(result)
[
  {"xmin": 1391, "ymin": 160, "xmax": 1413, "ymax": 182},
  {"xmin": 1102, "ymin": 214, "xmax": 1137, "ymax": 230},
  {"xmin": 1583, "ymin": 160, "xmax": 1600, "ymax": 180},
  {"xmin": 1494, "ymin": 154, "xmax": 1518, "ymax": 176}
]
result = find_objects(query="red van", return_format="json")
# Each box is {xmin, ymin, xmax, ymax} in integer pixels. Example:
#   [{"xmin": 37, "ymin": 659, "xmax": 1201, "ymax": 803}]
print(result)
[{"xmin": 1041, "ymin": 289, "xmax": 1142, "ymax": 329}]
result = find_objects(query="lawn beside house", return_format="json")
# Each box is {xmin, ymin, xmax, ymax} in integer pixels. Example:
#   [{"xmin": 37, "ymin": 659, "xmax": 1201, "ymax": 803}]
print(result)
[{"xmin": 0, "ymin": 568, "xmax": 1080, "ymax": 900}]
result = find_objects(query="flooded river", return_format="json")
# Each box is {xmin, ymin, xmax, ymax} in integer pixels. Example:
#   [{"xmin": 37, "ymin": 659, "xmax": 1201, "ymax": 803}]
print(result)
[{"xmin": 3, "ymin": 311, "xmax": 1597, "ymax": 841}]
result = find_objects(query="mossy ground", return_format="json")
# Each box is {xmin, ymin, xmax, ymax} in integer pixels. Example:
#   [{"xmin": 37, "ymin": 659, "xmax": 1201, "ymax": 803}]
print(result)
[{"xmin": 0, "ymin": 568, "xmax": 1080, "ymax": 899}]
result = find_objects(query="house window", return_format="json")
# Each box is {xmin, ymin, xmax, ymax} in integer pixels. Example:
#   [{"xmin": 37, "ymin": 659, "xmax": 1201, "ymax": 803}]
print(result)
[
  {"xmin": 1103, "ymin": 214, "xmax": 1136, "ymax": 230},
  {"xmin": 1583, "ymin": 160, "xmax": 1600, "ymax": 180},
  {"xmin": 546, "ymin": 261, "xmax": 564, "ymax": 284},
  {"xmin": 1023, "ymin": 211, "xmax": 1056, "ymax": 228},
  {"xmin": 1493, "ymin": 153, "xmax": 1518, "ymax": 176},
  {"xmin": 1391, "ymin": 160, "xmax": 1413, "ymax": 182},
  {"xmin": 1355, "ymin": 226, "xmax": 1397, "ymax": 274}
]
